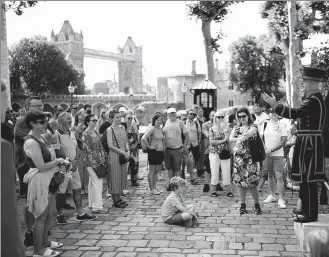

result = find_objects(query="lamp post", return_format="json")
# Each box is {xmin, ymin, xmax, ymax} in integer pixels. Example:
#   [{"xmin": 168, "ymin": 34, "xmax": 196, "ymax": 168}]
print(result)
[
  {"xmin": 68, "ymin": 82, "xmax": 75, "ymax": 106},
  {"xmin": 181, "ymin": 81, "xmax": 187, "ymax": 110}
]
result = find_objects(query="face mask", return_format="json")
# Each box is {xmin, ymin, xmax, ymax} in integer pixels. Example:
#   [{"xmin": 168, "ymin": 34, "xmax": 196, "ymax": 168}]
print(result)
[{"xmin": 86, "ymin": 109, "xmax": 91, "ymax": 114}]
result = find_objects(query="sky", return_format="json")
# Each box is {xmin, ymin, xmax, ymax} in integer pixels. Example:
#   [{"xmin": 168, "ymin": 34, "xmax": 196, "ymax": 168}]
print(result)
[{"xmin": 6, "ymin": 1, "xmax": 327, "ymax": 89}]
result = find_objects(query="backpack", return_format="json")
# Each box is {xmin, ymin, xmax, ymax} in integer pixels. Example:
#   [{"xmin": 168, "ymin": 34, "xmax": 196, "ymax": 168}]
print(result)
[
  {"xmin": 101, "ymin": 128, "xmax": 110, "ymax": 153},
  {"xmin": 261, "ymin": 121, "xmax": 269, "ymax": 142}
]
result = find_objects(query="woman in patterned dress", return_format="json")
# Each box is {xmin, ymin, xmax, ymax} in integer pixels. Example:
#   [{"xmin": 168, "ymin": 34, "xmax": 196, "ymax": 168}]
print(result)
[
  {"xmin": 125, "ymin": 112, "xmax": 140, "ymax": 186},
  {"xmin": 229, "ymin": 107, "xmax": 262, "ymax": 215},
  {"xmin": 82, "ymin": 114, "xmax": 108, "ymax": 214},
  {"xmin": 107, "ymin": 110, "xmax": 130, "ymax": 208}
]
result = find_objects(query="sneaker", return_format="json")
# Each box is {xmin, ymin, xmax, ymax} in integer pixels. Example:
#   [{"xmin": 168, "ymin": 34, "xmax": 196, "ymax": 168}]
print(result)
[
  {"xmin": 278, "ymin": 199, "xmax": 286, "ymax": 209},
  {"xmin": 263, "ymin": 195, "xmax": 277, "ymax": 203},
  {"xmin": 24, "ymin": 230, "xmax": 33, "ymax": 247},
  {"xmin": 92, "ymin": 208, "xmax": 108, "ymax": 214},
  {"xmin": 137, "ymin": 174, "xmax": 144, "ymax": 180},
  {"xmin": 122, "ymin": 190, "xmax": 129, "ymax": 195},
  {"xmin": 151, "ymin": 189, "xmax": 160, "ymax": 195},
  {"xmin": 76, "ymin": 213, "xmax": 98, "ymax": 222},
  {"xmin": 56, "ymin": 214, "xmax": 67, "ymax": 225},
  {"xmin": 63, "ymin": 203, "xmax": 75, "ymax": 210}
]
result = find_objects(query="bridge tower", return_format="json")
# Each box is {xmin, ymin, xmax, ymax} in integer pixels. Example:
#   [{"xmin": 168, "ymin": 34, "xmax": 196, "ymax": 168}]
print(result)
[
  {"xmin": 51, "ymin": 20, "xmax": 84, "ymax": 74},
  {"xmin": 118, "ymin": 37, "xmax": 143, "ymax": 94}
]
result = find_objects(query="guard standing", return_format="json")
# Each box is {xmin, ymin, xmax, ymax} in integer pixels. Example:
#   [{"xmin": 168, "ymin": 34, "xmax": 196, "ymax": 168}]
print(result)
[{"xmin": 262, "ymin": 66, "xmax": 327, "ymax": 223}]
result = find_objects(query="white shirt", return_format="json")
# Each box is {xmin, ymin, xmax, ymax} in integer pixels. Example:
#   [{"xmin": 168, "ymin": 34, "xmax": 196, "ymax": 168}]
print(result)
[
  {"xmin": 260, "ymin": 120, "xmax": 288, "ymax": 157},
  {"xmin": 56, "ymin": 131, "xmax": 77, "ymax": 160},
  {"xmin": 254, "ymin": 112, "xmax": 269, "ymax": 131}
]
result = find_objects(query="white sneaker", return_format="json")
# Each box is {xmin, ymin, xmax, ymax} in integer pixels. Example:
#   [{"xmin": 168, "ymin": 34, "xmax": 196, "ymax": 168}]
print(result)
[
  {"xmin": 263, "ymin": 195, "xmax": 276, "ymax": 203},
  {"xmin": 151, "ymin": 189, "xmax": 160, "ymax": 195},
  {"xmin": 122, "ymin": 190, "xmax": 129, "ymax": 195},
  {"xmin": 278, "ymin": 199, "xmax": 286, "ymax": 209},
  {"xmin": 106, "ymin": 191, "xmax": 112, "ymax": 198}
]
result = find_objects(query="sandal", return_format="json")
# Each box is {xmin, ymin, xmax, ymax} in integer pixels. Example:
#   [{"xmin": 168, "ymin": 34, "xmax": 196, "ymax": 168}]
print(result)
[
  {"xmin": 190, "ymin": 179, "xmax": 198, "ymax": 185},
  {"xmin": 33, "ymin": 248, "xmax": 60, "ymax": 257},
  {"xmin": 49, "ymin": 241, "xmax": 63, "ymax": 249},
  {"xmin": 112, "ymin": 201, "xmax": 126, "ymax": 208},
  {"xmin": 211, "ymin": 192, "xmax": 218, "ymax": 197},
  {"xmin": 254, "ymin": 203, "xmax": 263, "ymax": 215},
  {"xmin": 118, "ymin": 200, "xmax": 128, "ymax": 206},
  {"xmin": 227, "ymin": 192, "xmax": 234, "ymax": 197}
]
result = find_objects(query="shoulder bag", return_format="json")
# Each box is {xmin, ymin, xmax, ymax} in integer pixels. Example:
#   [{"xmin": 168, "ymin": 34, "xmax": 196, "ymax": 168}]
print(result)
[
  {"xmin": 249, "ymin": 127, "xmax": 266, "ymax": 163},
  {"xmin": 111, "ymin": 127, "xmax": 129, "ymax": 165}
]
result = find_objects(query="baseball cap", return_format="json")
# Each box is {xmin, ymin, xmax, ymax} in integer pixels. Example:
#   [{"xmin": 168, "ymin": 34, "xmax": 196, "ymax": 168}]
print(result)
[
  {"xmin": 119, "ymin": 107, "xmax": 127, "ymax": 112},
  {"xmin": 167, "ymin": 107, "xmax": 177, "ymax": 114}
]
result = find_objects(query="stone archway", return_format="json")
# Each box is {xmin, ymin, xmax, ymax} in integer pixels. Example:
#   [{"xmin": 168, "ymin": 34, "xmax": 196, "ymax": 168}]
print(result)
[
  {"xmin": 92, "ymin": 102, "xmax": 106, "ymax": 118},
  {"xmin": 111, "ymin": 103, "xmax": 129, "ymax": 111},
  {"xmin": 11, "ymin": 102, "xmax": 21, "ymax": 112},
  {"xmin": 43, "ymin": 103, "xmax": 53, "ymax": 113}
]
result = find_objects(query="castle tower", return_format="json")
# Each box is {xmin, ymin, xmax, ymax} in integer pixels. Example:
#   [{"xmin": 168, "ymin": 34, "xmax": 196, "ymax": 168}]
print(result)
[
  {"xmin": 118, "ymin": 37, "xmax": 143, "ymax": 94},
  {"xmin": 50, "ymin": 20, "xmax": 84, "ymax": 74}
]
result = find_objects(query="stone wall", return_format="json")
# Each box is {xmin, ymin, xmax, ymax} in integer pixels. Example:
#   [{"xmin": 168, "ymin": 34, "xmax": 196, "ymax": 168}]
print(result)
[
  {"xmin": 1, "ymin": 6, "xmax": 11, "ymax": 106},
  {"xmin": 134, "ymin": 101, "xmax": 184, "ymax": 126}
]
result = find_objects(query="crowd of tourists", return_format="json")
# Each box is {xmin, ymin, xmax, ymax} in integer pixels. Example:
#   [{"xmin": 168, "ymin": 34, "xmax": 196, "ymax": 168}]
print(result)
[{"xmin": 1, "ymin": 75, "xmax": 329, "ymax": 257}]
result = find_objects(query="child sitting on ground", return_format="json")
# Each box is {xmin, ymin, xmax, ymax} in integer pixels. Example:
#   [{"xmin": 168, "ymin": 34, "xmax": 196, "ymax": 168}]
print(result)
[{"xmin": 162, "ymin": 176, "xmax": 198, "ymax": 227}]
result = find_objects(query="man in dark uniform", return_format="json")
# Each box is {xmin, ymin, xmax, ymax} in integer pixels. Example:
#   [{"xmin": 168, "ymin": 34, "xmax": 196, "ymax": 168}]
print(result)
[{"xmin": 262, "ymin": 66, "xmax": 327, "ymax": 223}]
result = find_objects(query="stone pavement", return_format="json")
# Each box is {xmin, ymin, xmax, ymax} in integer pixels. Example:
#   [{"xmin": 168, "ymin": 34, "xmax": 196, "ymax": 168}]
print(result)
[{"xmin": 19, "ymin": 152, "xmax": 312, "ymax": 257}]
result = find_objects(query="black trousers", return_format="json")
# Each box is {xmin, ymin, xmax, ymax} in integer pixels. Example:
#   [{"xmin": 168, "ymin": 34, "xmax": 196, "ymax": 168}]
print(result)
[
  {"xmin": 129, "ymin": 158, "xmax": 139, "ymax": 185},
  {"xmin": 17, "ymin": 163, "xmax": 29, "ymax": 196},
  {"xmin": 181, "ymin": 145, "xmax": 200, "ymax": 178},
  {"xmin": 299, "ymin": 178, "xmax": 318, "ymax": 222}
]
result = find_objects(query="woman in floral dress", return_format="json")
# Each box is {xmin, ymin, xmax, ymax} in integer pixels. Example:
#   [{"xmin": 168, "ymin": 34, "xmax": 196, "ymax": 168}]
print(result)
[
  {"xmin": 125, "ymin": 112, "xmax": 140, "ymax": 186},
  {"xmin": 229, "ymin": 107, "xmax": 262, "ymax": 215},
  {"xmin": 82, "ymin": 114, "xmax": 108, "ymax": 213}
]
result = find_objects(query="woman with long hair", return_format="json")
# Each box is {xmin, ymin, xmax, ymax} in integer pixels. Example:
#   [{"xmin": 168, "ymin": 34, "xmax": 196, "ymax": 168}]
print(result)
[
  {"xmin": 142, "ymin": 113, "xmax": 164, "ymax": 195},
  {"xmin": 96, "ymin": 108, "xmax": 107, "ymax": 134},
  {"xmin": 23, "ymin": 110, "xmax": 65, "ymax": 257},
  {"xmin": 209, "ymin": 111, "xmax": 233, "ymax": 197},
  {"xmin": 107, "ymin": 110, "xmax": 130, "ymax": 208},
  {"xmin": 82, "ymin": 114, "xmax": 108, "ymax": 213},
  {"xmin": 230, "ymin": 107, "xmax": 262, "ymax": 215}
]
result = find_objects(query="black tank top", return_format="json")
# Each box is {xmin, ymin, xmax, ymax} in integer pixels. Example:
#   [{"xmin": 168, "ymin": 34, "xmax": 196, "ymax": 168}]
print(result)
[{"xmin": 24, "ymin": 135, "xmax": 52, "ymax": 168}]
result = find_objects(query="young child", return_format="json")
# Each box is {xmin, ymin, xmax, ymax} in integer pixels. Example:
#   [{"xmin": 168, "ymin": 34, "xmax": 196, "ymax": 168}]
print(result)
[
  {"xmin": 162, "ymin": 176, "xmax": 198, "ymax": 227},
  {"xmin": 308, "ymin": 228, "xmax": 329, "ymax": 257}
]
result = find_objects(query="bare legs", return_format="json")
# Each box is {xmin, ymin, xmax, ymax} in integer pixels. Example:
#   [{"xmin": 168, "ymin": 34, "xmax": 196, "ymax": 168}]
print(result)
[{"xmin": 148, "ymin": 164, "xmax": 162, "ymax": 191}]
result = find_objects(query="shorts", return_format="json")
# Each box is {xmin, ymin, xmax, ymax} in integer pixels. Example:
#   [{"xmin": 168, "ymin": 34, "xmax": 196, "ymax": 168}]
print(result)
[
  {"xmin": 164, "ymin": 213, "xmax": 185, "ymax": 225},
  {"xmin": 262, "ymin": 156, "xmax": 284, "ymax": 180},
  {"xmin": 165, "ymin": 147, "xmax": 183, "ymax": 172},
  {"xmin": 58, "ymin": 168, "xmax": 81, "ymax": 194},
  {"xmin": 148, "ymin": 150, "xmax": 164, "ymax": 165}
]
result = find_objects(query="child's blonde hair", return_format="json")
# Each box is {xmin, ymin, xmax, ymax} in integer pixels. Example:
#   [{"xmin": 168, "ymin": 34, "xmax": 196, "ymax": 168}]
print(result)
[
  {"xmin": 308, "ymin": 228, "xmax": 329, "ymax": 257},
  {"xmin": 169, "ymin": 176, "xmax": 186, "ymax": 191}
]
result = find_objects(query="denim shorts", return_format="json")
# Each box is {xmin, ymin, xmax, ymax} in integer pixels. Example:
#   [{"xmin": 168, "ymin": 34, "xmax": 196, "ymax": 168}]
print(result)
[
  {"xmin": 165, "ymin": 147, "xmax": 183, "ymax": 172},
  {"xmin": 262, "ymin": 156, "xmax": 285, "ymax": 179}
]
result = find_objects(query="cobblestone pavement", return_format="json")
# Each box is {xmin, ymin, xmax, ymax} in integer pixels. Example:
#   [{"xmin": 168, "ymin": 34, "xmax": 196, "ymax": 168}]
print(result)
[{"xmin": 19, "ymin": 153, "xmax": 311, "ymax": 257}]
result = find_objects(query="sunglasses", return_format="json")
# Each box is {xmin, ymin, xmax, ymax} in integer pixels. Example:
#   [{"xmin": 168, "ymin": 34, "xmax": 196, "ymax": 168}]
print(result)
[
  {"xmin": 72, "ymin": 107, "xmax": 78, "ymax": 110},
  {"xmin": 238, "ymin": 115, "xmax": 247, "ymax": 119},
  {"xmin": 216, "ymin": 116, "xmax": 224, "ymax": 119},
  {"xmin": 127, "ymin": 117, "xmax": 133, "ymax": 120},
  {"xmin": 90, "ymin": 119, "xmax": 98, "ymax": 122},
  {"xmin": 36, "ymin": 119, "xmax": 47, "ymax": 125}
]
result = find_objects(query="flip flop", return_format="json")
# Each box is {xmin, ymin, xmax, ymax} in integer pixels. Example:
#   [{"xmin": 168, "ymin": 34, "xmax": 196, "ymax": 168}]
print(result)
[
  {"xmin": 33, "ymin": 248, "xmax": 60, "ymax": 257},
  {"xmin": 49, "ymin": 241, "xmax": 63, "ymax": 249}
]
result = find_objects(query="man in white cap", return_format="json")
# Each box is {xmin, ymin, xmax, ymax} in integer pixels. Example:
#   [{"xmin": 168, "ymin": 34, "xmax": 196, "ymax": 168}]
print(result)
[{"xmin": 163, "ymin": 107, "xmax": 189, "ymax": 191}]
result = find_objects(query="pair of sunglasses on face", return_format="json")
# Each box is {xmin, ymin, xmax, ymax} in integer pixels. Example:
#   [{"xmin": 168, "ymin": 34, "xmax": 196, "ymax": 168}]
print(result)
[
  {"xmin": 237, "ymin": 115, "xmax": 247, "ymax": 119},
  {"xmin": 215, "ymin": 116, "xmax": 224, "ymax": 119},
  {"xmin": 36, "ymin": 119, "xmax": 48, "ymax": 125}
]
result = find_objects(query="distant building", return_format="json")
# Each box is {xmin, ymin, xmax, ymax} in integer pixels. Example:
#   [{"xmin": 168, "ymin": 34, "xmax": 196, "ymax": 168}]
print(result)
[{"xmin": 92, "ymin": 80, "xmax": 119, "ymax": 95}]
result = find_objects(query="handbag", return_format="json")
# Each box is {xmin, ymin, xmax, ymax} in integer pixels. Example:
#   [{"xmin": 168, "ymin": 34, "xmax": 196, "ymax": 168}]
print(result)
[
  {"xmin": 111, "ymin": 127, "xmax": 129, "ymax": 165},
  {"xmin": 94, "ymin": 164, "xmax": 108, "ymax": 179},
  {"xmin": 249, "ymin": 131, "xmax": 266, "ymax": 163},
  {"xmin": 49, "ymin": 171, "xmax": 65, "ymax": 193},
  {"xmin": 219, "ymin": 149, "xmax": 231, "ymax": 160}
]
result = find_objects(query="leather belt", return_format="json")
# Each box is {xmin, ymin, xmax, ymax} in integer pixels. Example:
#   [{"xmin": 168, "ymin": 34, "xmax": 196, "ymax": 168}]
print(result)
[{"xmin": 297, "ymin": 130, "xmax": 322, "ymax": 136}]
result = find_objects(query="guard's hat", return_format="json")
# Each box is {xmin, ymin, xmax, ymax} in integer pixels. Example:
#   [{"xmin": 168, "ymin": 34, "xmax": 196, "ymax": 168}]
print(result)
[{"xmin": 302, "ymin": 66, "xmax": 326, "ymax": 81}]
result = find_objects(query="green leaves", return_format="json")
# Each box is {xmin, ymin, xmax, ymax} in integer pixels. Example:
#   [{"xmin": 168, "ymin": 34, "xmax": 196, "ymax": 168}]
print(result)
[
  {"xmin": 9, "ymin": 36, "xmax": 85, "ymax": 96},
  {"xmin": 228, "ymin": 35, "xmax": 284, "ymax": 102},
  {"xmin": 4, "ymin": 1, "xmax": 37, "ymax": 15}
]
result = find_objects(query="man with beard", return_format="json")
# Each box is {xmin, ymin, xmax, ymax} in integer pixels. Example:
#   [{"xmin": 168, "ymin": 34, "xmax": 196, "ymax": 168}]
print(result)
[{"xmin": 262, "ymin": 67, "xmax": 327, "ymax": 223}]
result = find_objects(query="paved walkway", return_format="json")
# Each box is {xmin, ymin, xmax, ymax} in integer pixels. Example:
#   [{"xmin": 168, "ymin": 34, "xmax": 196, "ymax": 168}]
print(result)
[{"xmin": 18, "ymin": 153, "xmax": 317, "ymax": 257}]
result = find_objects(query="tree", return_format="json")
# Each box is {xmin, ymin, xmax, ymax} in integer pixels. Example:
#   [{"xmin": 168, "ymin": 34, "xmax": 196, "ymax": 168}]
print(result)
[
  {"xmin": 4, "ymin": 1, "xmax": 38, "ymax": 15},
  {"xmin": 260, "ymin": 1, "xmax": 329, "ymax": 106},
  {"xmin": 9, "ymin": 36, "xmax": 85, "ymax": 95},
  {"xmin": 186, "ymin": 1, "xmax": 236, "ymax": 83},
  {"xmin": 228, "ymin": 35, "xmax": 284, "ymax": 103}
]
